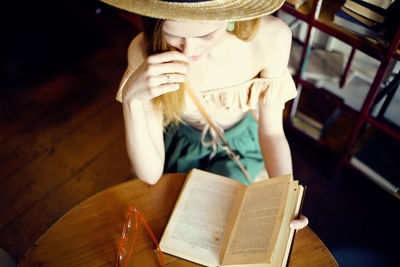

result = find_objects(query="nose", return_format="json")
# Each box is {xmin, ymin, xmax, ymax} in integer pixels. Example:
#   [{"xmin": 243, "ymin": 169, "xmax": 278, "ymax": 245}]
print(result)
[{"xmin": 181, "ymin": 38, "xmax": 196, "ymax": 57}]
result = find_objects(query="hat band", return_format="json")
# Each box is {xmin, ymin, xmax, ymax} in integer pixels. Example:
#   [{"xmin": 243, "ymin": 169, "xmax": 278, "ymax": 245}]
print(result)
[{"xmin": 161, "ymin": 0, "xmax": 210, "ymax": 2}]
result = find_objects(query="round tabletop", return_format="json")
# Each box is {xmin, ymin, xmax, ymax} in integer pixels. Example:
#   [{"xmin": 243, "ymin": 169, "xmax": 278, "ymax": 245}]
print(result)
[{"xmin": 19, "ymin": 173, "xmax": 338, "ymax": 267}]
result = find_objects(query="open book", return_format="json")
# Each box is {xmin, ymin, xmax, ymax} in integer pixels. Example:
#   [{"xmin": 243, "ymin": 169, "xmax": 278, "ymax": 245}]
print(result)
[{"xmin": 160, "ymin": 169, "xmax": 304, "ymax": 266}]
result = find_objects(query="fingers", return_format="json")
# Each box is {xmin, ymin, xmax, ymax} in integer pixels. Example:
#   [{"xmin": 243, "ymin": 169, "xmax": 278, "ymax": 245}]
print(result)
[
  {"xmin": 147, "ymin": 73, "xmax": 187, "ymax": 87},
  {"xmin": 146, "ymin": 62, "xmax": 189, "ymax": 76},
  {"xmin": 130, "ymin": 51, "xmax": 188, "ymax": 101},
  {"xmin": 147, "ymin": 51, "xmax": 189, "ymax": 64},
  {"xmin": 147, "ymin": 74, "xmax": 184, "ymax": 98},
  {"xmin": 144, "ymin": 52, "xmax": 188, "ymax": 99},
  {"xmin": 289, "ymin": 215, "xmax": 309, "ymax": 230}
]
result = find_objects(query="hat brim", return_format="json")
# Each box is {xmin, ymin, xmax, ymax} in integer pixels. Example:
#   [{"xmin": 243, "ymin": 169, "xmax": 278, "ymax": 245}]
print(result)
[{"xmin": 100, "ymin": 0, "xmax": 285, "ymax": 21}]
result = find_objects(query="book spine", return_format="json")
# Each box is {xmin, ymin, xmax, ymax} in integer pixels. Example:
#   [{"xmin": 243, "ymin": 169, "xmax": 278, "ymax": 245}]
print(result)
[
  {"xmin": 291, "ymin": 115, "xmax": 322, "ymax": 140},
  {"xmin": 334, "ymin": 9, "xmax": 384, "ymax": 39},
  {"xmin": 296, "ymin": 111, "xmax": 323, "ymax": 129},
  {"xmin": 358, "ymin": 0, "xmax": 393, "ymax": 9},
  {"xmin": 348, "ymin": 0, "xmax": 388, "ymax": 13},
  {"xmin": 341, "ymin": 6, "xmax": 380, "ymax": 28},
  {"xmin": 344, "ymin": 0, "xmax": 386, "ymax": 23}
]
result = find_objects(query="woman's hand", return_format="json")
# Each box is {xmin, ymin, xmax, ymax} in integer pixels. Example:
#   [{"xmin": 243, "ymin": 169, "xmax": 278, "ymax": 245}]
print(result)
[
  {"xmin": 122, "ymin": 51, "xmax": 189, "ymax": 105},
  {"xmin": 289, "ymin": 215, "xmax": 308, "ymax": 230}
]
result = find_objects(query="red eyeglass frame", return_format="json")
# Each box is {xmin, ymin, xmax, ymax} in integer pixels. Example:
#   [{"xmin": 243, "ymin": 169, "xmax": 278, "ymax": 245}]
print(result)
[{"xmin": 116, "ymin": 206, "xmax": 165, "ymax": 267}]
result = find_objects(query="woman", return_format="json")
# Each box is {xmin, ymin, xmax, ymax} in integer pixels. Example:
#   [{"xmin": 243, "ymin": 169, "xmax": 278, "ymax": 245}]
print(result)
[{"xmin": 102, "ymin": 0, "xmax": 307, "ymax": 228}]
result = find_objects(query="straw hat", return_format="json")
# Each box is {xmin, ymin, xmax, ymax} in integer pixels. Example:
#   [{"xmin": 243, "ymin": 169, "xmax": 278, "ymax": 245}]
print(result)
[{"xmin": 100, "ymin": 0, "xmax": 286, "ymax": 21}]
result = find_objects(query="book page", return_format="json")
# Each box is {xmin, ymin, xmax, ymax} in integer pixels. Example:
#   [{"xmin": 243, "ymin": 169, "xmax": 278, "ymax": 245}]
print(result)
[
  {"xmin": 222, "ymin": 184, "xmax": 302, "ymax": 267},
  {"xmin": 221, "ymin": 175, "xmax": 291, "ymax": 265},
  {"xmin": 160, "ymin": 169, "xmax": 246, "ymax": 267}
]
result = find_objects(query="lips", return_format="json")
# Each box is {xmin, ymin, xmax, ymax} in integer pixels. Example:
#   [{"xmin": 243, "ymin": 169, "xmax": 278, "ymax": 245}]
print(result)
[{"xmin": 190, "ymin": 55, "xmax": 201, "ymax": 61}]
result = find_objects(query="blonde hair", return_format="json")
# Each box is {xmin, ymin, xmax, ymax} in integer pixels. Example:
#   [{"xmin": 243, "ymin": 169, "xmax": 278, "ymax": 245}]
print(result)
[{"xmin": 142, "ymin": 17, "xmax": 261, "ymax": 127}]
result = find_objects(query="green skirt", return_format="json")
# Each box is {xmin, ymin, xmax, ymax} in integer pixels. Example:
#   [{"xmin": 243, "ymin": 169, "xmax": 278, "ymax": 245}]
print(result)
[{"xmin": 164, "ymin": 113, "xmax": 264, "ymax": 185}]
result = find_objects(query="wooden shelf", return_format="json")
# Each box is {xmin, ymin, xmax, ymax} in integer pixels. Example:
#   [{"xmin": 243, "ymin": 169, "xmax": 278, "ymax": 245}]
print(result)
[
  {"xmin": 280, "ymin": 0, "xmax": 400, "ymax": 180},
  {"xmin": 365, "ymin": 115, "xmax": 400, "ymax": 141},
  {"xmin": 285, "ymin": 104, "xmax": 355, "ymax": 155},
  {"xmin": 299, "ymin": 79, "xmax": 358, "ymax": 119},
  {"xmin": 283, "ymin": 0, "xmax": 392, "ymax": 60},
  {"xmin": 316, "ymin": 0, "xmax": 386, "ymax": 60}
]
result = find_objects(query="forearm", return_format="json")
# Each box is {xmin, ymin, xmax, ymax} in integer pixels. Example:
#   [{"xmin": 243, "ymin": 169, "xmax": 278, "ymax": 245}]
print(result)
[
  {"xmin": 257, "ymin": 105, "xmax": 293, "ymax": 178},
  {"xmin": 123, "ymin": 101, "xmax": 164, "ymax": 184},
  {"xmin": 259, "ymin": 133, "xmax": 293, "ymax": 178}
]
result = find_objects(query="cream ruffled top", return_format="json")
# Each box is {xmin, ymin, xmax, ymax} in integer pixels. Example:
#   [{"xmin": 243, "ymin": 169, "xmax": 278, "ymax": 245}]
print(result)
[
  {"xmin": 116, "ymin": 68, "xmax": 297, "ymax": 130},
  {"xmin": 116, "ymin": 68, "xmax": 297, "ymax": 158}
]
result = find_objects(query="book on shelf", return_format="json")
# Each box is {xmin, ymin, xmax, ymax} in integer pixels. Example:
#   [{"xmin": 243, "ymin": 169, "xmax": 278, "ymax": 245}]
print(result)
[
  {"xmin": 333, "ymin": 0, "xmax": 399, "ymax": 46},
  {"xmin": 289, "ymin": 86, "xmax": 341, "ymax": 141},
  {"xmin": 344, "ymin": 0, "xmax": 389, "ymax": 23},
  {"xmin": 334, "ymin": 9, "xmax": 385, "ymax": 40},
  {"xmin": 159, "ymin": 169, "xmax": 304, "ymax": 267},
  {"xmin": 360, "ymin": 0, "xmax": 395, "ymax": 9},
  {"xmin": 285, "ymin": 0, "xmax": 308, "ymax": 9},
  {"xmin": 350, "ymin": 130, "xmax": 400, "ymax": 197},
  {"xmin": 340, "ymin": 6, "xmax": 381, "ymax": 28},
  {"xmin": 291, "ymin": 112, "xmax": 323, "ymax": 140},
  {"xmin": 291, "ymin": 107, "xmax": 342, "ymax": 141}
]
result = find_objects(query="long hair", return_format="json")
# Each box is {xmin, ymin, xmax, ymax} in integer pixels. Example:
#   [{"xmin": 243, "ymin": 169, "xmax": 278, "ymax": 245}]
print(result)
[{"xmin": 141, "ymin": 17, "xmax": 261, "ymax": 127}]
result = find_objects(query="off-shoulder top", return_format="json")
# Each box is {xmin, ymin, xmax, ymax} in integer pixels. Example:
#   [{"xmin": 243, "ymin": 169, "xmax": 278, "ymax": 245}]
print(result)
[
  {"xmin": 116, "ymin": 68, "xmax": 297, "ymax": 130},
  {"xmin": 116, "ymin": 68, "xmax": 297, "ymax": 158}
]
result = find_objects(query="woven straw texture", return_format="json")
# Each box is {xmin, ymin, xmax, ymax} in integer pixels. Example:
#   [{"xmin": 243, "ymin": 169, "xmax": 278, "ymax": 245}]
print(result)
[{"xmin": 100, "ymin": 0, "xmax": 285, "ymax": 21}]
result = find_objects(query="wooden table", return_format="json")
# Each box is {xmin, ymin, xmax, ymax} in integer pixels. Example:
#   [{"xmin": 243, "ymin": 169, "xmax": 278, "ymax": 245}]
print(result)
[{"xmin": 19, "ymin": 173, "xmax": 338, "ymax": 267}]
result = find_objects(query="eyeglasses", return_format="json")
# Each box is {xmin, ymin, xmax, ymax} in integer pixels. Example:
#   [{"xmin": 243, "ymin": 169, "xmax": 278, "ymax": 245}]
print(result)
[{"xmin": 116, "ymin": 206, "xmax": 165, "ymax": 267}]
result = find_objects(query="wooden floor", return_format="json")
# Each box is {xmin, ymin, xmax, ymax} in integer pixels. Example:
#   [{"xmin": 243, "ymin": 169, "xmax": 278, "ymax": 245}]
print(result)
[
  {"xmin": 1, "ymin": 2, "xmax": 399, "ymax": 266},
  {"xmin": 1, "ymin": 3, "xmax": 139, "ymax": 260}
]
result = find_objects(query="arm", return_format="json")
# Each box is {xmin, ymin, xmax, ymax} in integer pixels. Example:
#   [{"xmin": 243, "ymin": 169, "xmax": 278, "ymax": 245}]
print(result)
[
  {"xmin": 122, "ymin": 98, "xmax": 164, "ymax": 185},
  {"xmin": 257, "ymin": 17, "xmax": 293, "ymax": 178},
  {"xmin": 258, "ymin": 111, "xmax": 308, "ymax": 230},
  {"xmin": 257, "ymin": 17, "xmax": 308, "ymax": 229},
  {"xmin": 121, "ymin": 34, "xmax": 189, "ymax": 184},
  {"xmin": 258, "ymin": 107, "xmax": 292, "ymax": 178}
]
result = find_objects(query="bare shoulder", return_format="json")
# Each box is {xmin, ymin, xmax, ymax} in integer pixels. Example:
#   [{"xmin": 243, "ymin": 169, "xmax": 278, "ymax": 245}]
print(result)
[
  {"xmin": 254, "ymin": 16, "xmax": 292, "ymax": 77},
  {"xmin": 127, "ymin": 32, "xmax": 148, "ymax": 71},
  {"xmin": 259, "ymin": 15, "xmax": 292, "ymax": 40}
]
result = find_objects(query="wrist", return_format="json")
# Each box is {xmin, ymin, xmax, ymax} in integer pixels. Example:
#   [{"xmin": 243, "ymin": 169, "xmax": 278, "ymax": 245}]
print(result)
[{"xmin": 123, "ymin": 98, "xmax": 146, "ymax": 111}]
